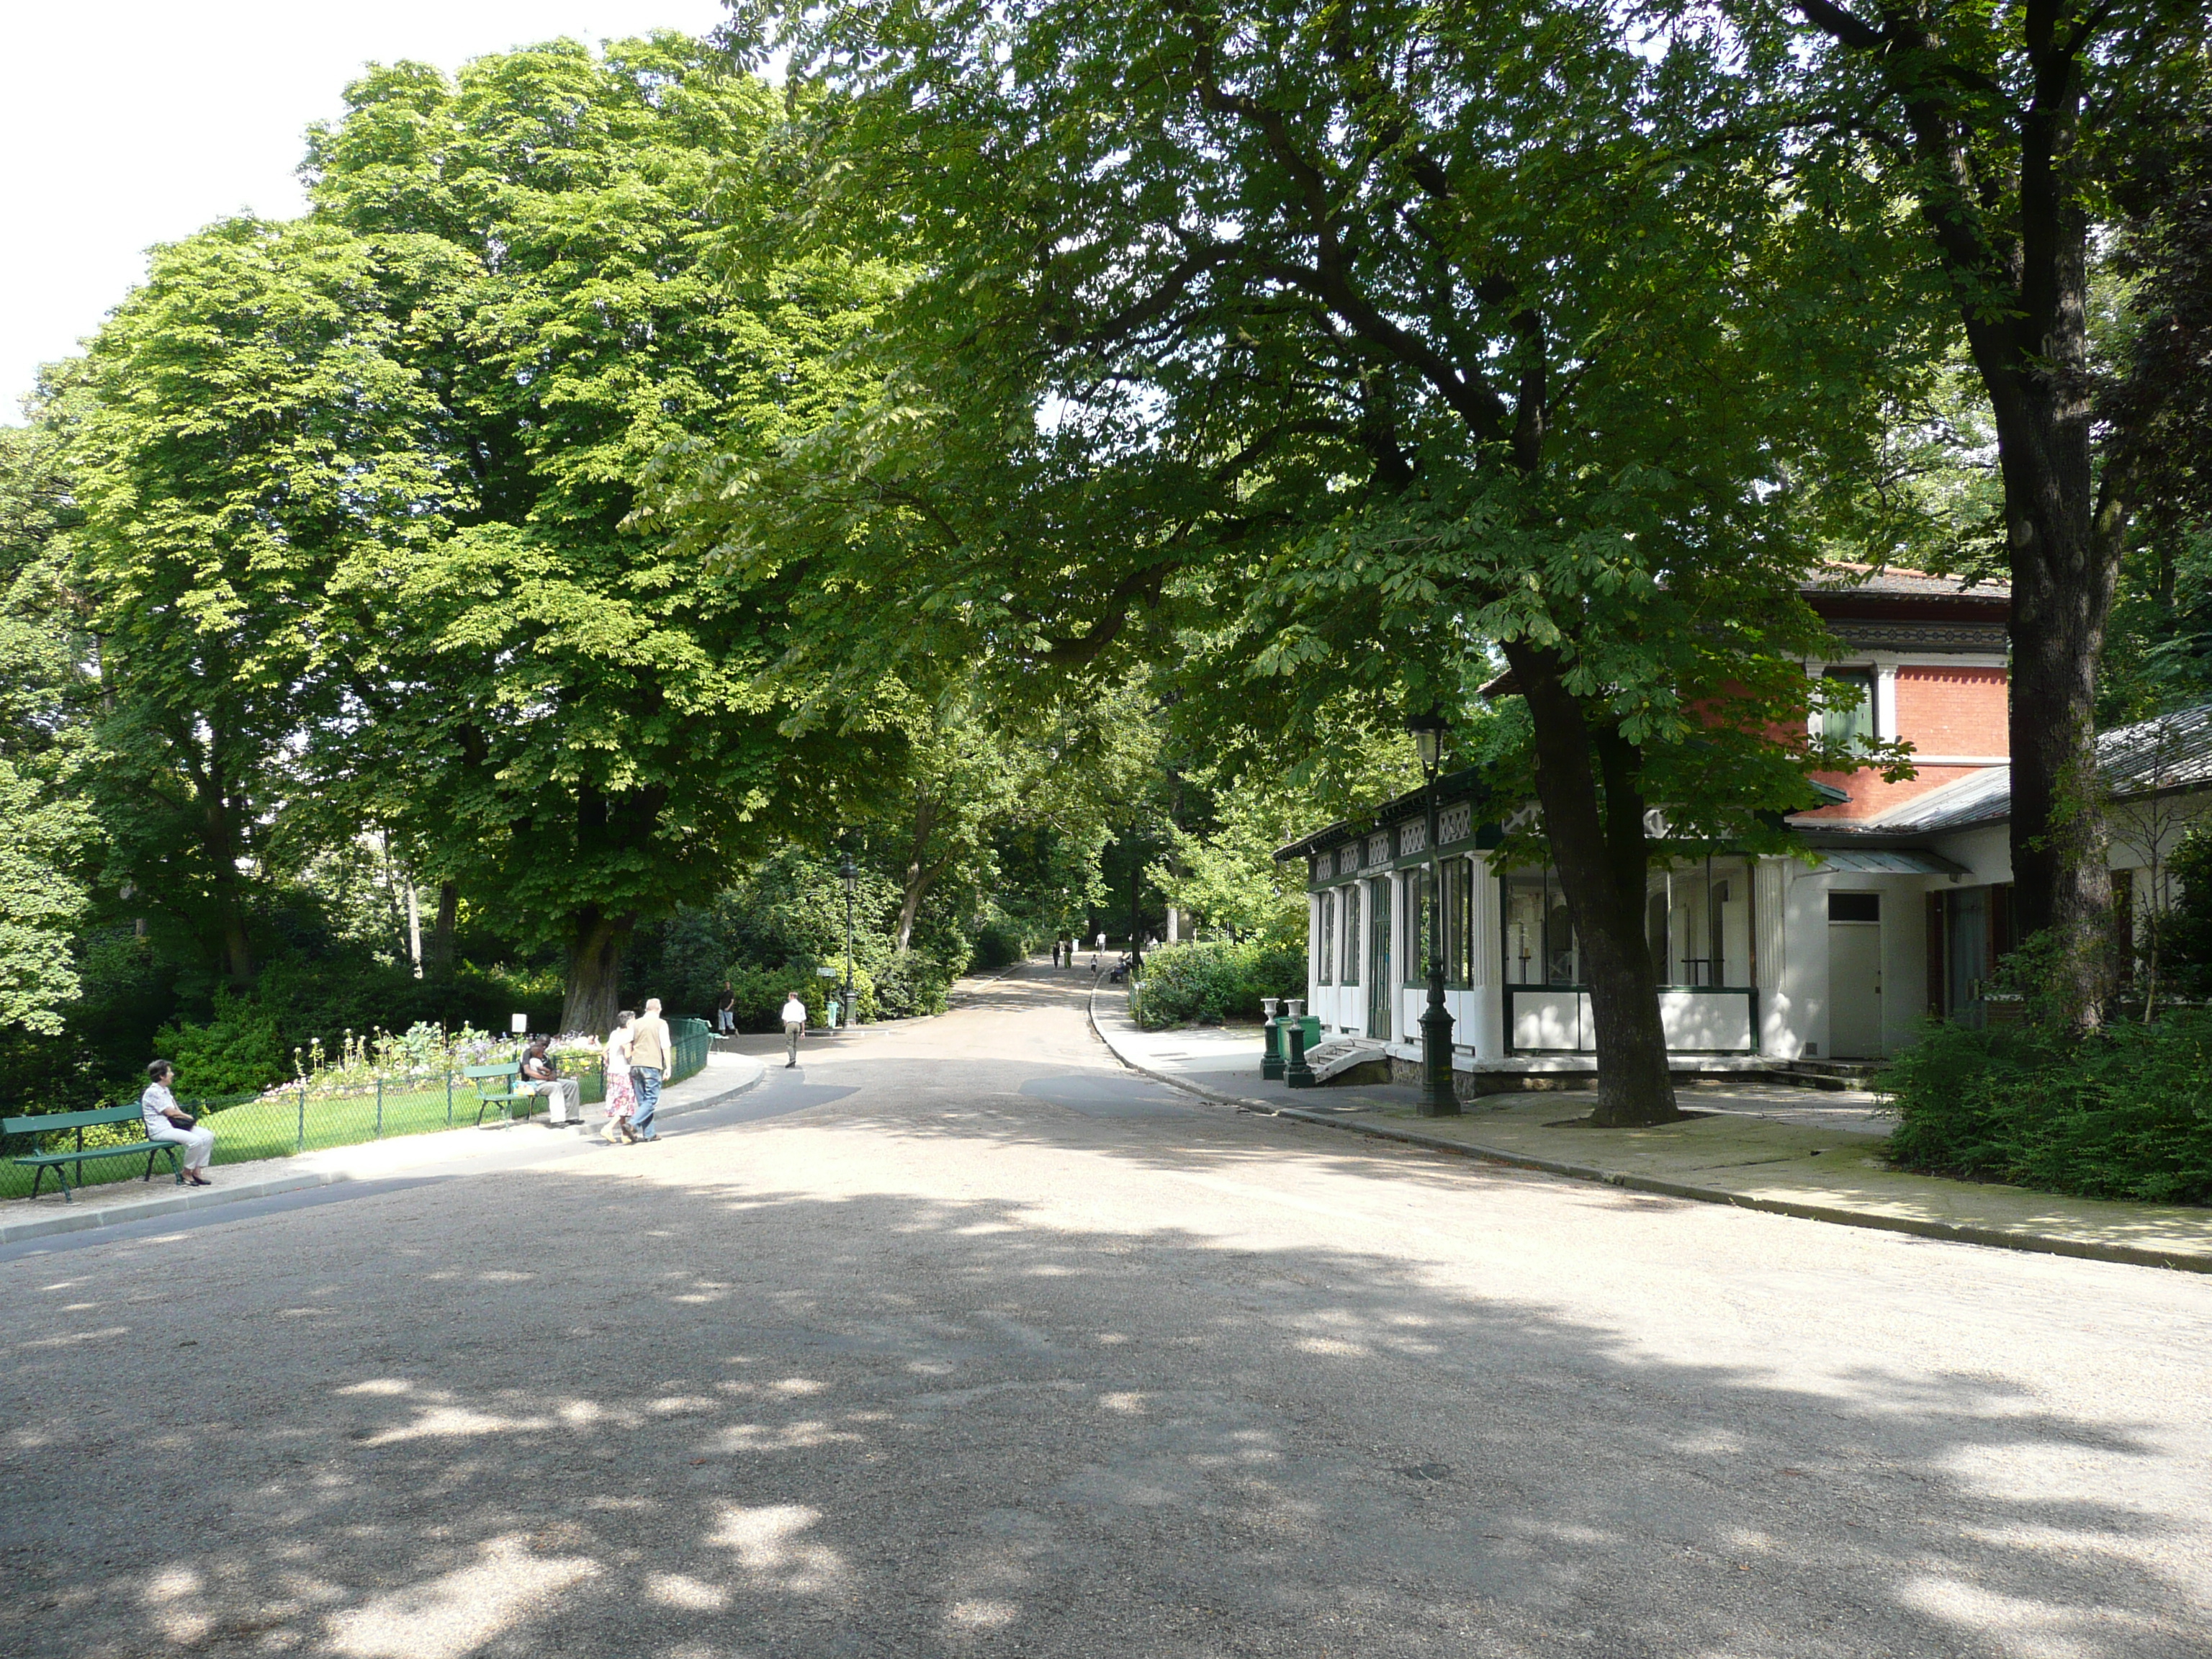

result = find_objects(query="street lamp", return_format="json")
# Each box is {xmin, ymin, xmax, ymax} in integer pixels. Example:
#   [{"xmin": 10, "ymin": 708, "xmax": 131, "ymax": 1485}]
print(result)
[
  {"xmin": 1406, "ymin": 711, "xmax": 1459, "ymax": 1116},
  {"xmin": 838, "ymin": 851, "xmax": 858, "ymax": 1030}
]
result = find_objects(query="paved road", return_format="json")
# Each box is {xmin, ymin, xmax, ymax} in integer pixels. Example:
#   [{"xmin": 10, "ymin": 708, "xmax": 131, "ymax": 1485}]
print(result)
[{"xmin": 4, "ymin": 968, "xmax": 2209, "ymax": 1658}]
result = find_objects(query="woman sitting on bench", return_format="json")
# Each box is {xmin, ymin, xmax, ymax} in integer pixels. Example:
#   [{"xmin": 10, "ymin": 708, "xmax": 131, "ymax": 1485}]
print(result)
[{"xmin": 143, "ymin": 1059, "xmax": 215, "ymax": 1186}]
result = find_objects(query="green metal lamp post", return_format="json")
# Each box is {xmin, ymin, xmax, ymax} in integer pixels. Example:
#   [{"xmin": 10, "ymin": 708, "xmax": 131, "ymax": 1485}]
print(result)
[
  {"xmin": 839, "ymin": 852, "xmax": 858, "ymax": 1029},
  {"xmin": 1406, "ymin": 713, "xmax": 1460, "ymax": 1117}
]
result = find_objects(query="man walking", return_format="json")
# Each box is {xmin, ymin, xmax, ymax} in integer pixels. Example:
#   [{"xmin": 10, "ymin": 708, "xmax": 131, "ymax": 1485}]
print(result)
[
  {"xmin": 629, "ymin": 997, "xmax": 670, "ymax": 1141},
  {"xmin": 781, "ymin": 989, "xmax": 808, "ymax": 1068}
]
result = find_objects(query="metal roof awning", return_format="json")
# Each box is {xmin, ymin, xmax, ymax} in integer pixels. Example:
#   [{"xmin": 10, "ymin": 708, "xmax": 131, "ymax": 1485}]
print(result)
[{"xmin": 1813, "ymin": 849, "xmax": 1967, "ymax": 876}]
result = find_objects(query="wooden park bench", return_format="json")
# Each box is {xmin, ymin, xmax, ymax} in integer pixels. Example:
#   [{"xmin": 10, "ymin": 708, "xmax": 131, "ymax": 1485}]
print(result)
[
  {"xmin": 4, "ymin": 1103, "xmax": 184, "ymax": 1202},
  {"xmin": 463, "ymin": 1062, "xmax": 532, "ymax": 1128}
]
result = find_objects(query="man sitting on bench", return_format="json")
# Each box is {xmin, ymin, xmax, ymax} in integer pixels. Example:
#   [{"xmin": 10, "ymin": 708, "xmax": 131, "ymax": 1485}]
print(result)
[
  {"xmin": 518, "ymin": 1038, "xmax": 581, "ymax": 1127},
  {"xmin": 143, "ymin": 1059, "xmax": 215, "ymax": 1185}
]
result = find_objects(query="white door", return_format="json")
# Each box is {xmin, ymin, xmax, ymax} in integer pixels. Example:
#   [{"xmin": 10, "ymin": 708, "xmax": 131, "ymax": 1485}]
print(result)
[{"xmin": 1827, "ymin": 896, "xmax": 1884, "ymax": 1058}]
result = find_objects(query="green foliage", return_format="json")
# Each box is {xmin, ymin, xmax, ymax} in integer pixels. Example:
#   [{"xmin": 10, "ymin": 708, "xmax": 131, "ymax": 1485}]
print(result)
[
  {"xmin": 971, "ymin": 914, "xmax": 1030, "ymax": 971},
  {"xmin": 1130, "ymin": 940, "xmax": 1307, "ymax": 1031},
  {"xmin": 2159, "ymin": 822, "xmax": 2212, "ymax": 995},
  {"xmin": 153, "ymin": 990, "xmax": 289, "ymax": 1097},
  {"xmin": 622, "ymin": 846, "xmax": 966, "ymax": 1025},
  {"xmin": 291, "ymin": 37, "xmax": 906, "ymax": 1030},
  {"xmin": 0, "ymin": 423, "xmax": 96, "ymax": 1032},
  {"xmin": 1883, "ymin": 1012, "xmax": 2212, "ymax": 1204},
  {"xmin": 60, "ymin": 217, "xmax": 458, "ymax": 984}
]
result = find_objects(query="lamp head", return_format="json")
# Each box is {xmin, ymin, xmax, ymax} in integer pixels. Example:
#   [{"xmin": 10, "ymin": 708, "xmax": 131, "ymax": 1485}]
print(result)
[
  {"xmin": 838, "ymin": 851, "xmax": 858, "ymax": 894},
  {"xmin": 1405, "ymin": 711, "xmax": 1447, "ymax": 777}
]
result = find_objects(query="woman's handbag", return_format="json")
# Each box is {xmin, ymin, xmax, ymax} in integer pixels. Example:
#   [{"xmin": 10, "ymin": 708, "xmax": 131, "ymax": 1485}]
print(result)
[{"xmin": 166, "ymin": 1110, "xmax": 197, "ymax": 1130}]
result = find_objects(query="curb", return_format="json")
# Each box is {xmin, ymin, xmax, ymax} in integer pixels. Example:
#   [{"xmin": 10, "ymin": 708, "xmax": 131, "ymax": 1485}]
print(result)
[
  {"xmin": 1085, "ymin": 986, "xmax": 2212, "ymax": 1277},
  {"xmin": 0, "ymin": 1056, "xmax": 770, "ymax": 1250}
]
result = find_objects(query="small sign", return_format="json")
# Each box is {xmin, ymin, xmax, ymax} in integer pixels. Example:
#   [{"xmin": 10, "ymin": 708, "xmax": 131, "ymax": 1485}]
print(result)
[
  {"xmin": 816, "ymin": 966, "xmax": 839, "ymax": 977},
  {"xmin": 510, "ymin": 1012, "xmax": 529, "ymax": 1033}
]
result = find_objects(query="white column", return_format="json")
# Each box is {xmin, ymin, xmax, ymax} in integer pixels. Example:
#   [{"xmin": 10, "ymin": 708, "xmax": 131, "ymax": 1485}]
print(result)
[
  {"xmin": 1874, "ymin": 662, "xmax": 1899, "ymax": 742},
  {"xmin": 1468, "ymin": 853, "xmax": 1502, "ymax": 1059},
  {"xmin": 1308, "ymin": 891, "xmax": 1322, "ymax": 1006},
  {"xmin": 1166, "ymin": 906, "xmax": 1179, "ymax": 945},
  {"xmin": 1390, "ymin": 871, "xmax": 1408, "ymax": 1045},
  {"xmin": 1755, "ymin": 857, "xmax": 1792, "ymax": 1058}
]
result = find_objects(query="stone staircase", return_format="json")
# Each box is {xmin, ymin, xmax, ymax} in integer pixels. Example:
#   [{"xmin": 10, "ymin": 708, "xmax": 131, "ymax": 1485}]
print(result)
[
  {"xmin": 1297, "ymin": 1037, "xmax": 1392, "ymax": 1085},
  {"xmin": 1773, "ymin": 1058, "xmax": 1886, "ymax": 1092}
]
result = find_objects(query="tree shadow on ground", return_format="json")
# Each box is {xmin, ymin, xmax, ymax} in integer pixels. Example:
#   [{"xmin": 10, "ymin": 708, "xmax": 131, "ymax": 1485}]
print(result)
[{"xmin": 3, "ymin": 1158, "xmax": 2206, "ymax": 1658}]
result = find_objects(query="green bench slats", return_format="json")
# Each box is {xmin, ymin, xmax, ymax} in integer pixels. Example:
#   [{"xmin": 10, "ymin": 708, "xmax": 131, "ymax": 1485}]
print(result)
[
  {"xmin": 462, "ymin": 1063, "xmax": 531, "ymax": 1127},
  {"xmin": 4, "ymin": 1103, "xmax": 183, "ymax": 1202}
]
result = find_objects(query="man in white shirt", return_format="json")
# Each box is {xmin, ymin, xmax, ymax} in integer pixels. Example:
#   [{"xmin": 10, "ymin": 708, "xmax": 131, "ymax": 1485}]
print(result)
[
  {"xmin": 628, "ymin": 999, "xmax": 670, "ymax": 1141},
  {"xmin": 781, "ymin": 991, "xmax": 808, "ymax": 1068}
]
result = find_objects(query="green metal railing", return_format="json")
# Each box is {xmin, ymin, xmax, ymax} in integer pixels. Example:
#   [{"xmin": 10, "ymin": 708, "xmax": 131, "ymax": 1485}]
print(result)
[{"xmin": 670, "ymin": 1017, "xmax": 710, "ymax": 1084}]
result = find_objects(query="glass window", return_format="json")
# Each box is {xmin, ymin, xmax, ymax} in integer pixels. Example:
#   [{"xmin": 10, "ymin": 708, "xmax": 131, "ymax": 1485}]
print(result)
[
  {"xmin": 1444, "ymin": 859, "xmax": 1474, "ymax": 986},
  {"xmin": 1341, "ymin": 884, "xmax": 1360, "ymax": 985},
  {"xmin": 1403, "ymin": 866, "xmax": 1432, "ymax": 986},
  {"xmin": 1318, "ymin": 890, "xmax": 1335, "ymax": 984},
  {"xmin": 1828, "ymin": 891, "xmax": 1879, "ymax": 922},
  {"xmin": 1821, "ymin": 669, "xmax": 1876, "ymax": 750}
]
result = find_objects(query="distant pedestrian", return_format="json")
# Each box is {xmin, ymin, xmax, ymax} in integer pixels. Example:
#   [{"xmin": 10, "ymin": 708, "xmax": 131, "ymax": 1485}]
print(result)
[
  {"xmin": 781, "ymin": 990, "xmax": 807, "ymax": 1067},
  {"xmin": 629, "ymin": 997, "xmax": 670, "ymax": 1141},
  {"xmin": 1051, "ymin": 940, "xmax": 1061, "ymax": 968},
  {"xmin": 715, "ymin": 986, "xmax": 737, "ymax": 1035},
  {"xmin": 601, "ymin": 1011, "xmax": 641, "ymax": 1143},
  {"xmin": 141, "ymin": 1060, "xmax": 214, "ymax": 1186}
]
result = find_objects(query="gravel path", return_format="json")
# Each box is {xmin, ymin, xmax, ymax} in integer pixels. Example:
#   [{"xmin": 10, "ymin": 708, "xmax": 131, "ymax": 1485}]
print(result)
[{"xmin": 4, "ymin": 966, "xmax": 2208, "ymax": 1658}]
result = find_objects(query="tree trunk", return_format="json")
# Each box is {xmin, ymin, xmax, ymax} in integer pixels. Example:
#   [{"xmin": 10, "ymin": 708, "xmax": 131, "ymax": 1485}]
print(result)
[
  {"xmin": 426, "ymin": 881, "xmax": 459, "ymax": 979},
  {"xmin": 562, "ymin": 905, "xmax": 634, "ymax": 1037},
  {"xmin": 199, "ymin": 788, "xmax": 254, "ymax": 986},
  {"xmin": 896, "ymin": 797, "xmax": 940, "ymax": 953},
  {"xmin": 2005, "ymin": 503, "xmax": 2116, "ymax": 1022},
  {"xmin": 1505, "ymin": 642, "xmax": 1680, "ymax": 1127},
  {"xmin": 1793, "ymin": 0, "xmax": 2123, "ymax": 1025}
]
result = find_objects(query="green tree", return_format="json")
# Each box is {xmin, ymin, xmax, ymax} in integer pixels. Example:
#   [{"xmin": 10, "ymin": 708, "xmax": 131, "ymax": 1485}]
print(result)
[
  {"xmin": 1735, "ymin": 0, "xmax": 2210, "ymax": 1020},
  {"xmin": 297, "ymin": 36, "xmax": 902, "ymax": 1033},
  {"xmin": 62, "ymin": 220, "xmax": 458, "ymax": 986},
  {"xmin": 0, "ymin": 422, "xmax": 96, "ymax": 1032},
  {"xmin": 678, "ymin": 0, "xmax": 1933, "ymax": 1122}
]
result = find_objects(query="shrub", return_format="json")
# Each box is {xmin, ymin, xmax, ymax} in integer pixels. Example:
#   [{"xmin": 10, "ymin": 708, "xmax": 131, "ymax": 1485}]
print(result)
[
  {"xmin": 1129, "ymin": 940, "xmax": 1307, "ymax": 1030},
  {"xmin": 873, "ymin": 952, "xmax": 956, "ymax": 1018},
  {"xmin": 971, "ymin": 914, "xmax": 1030, "ymax": 971},
  {"xmin": 1883, "ymin": 1010, "xmax": 2212, "ymax": 1204},
  {"xmin": 153, "ymin": 989, "xmax": 289, "ymax": 1097}
]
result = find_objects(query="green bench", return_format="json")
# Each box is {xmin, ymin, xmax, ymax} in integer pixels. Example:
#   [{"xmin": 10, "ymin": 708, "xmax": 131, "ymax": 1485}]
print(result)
[
  {"xmin": 4, "ymin": 1104, "xmax": 184, "ymax": 1202},
  {"xmin": 463, "ymin": 1062, "xmax": 533, "ymax": 1127}
]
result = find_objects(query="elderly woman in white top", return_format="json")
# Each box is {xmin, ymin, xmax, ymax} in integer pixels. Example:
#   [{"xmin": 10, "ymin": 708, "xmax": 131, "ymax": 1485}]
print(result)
[{"xmin": 142, "ymin": 1059, "xmax": 215, "ymax": 1185}]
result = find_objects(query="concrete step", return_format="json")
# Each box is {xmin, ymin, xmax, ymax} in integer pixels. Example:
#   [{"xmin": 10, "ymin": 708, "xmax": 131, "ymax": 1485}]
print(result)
[{"xmin": 1300, "ymin": 1038, "xmax": 1391, "ymax": 1084}]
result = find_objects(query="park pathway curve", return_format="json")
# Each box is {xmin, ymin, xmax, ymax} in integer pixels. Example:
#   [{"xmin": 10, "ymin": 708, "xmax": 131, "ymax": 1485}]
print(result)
[{"xmin": 4, "ymin": 961, "xmax": 2210, "ymax": 1658}]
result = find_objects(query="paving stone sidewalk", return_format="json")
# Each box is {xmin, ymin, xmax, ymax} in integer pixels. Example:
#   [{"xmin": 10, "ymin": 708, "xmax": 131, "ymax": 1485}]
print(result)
[
  {"xmin": 0, "ymin": 1049, "xmax": 766, "ymax": 1245},
  {"xmin": 1091, "ymin": 987, "xmax": 2212, "ymax": 1274}
]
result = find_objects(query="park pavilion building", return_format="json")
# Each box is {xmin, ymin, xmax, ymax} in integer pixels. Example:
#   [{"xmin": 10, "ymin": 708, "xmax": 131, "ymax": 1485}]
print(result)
[{"xmin": 1277, "ymin": 569, "xmax": 2212, "ymax": 1092}]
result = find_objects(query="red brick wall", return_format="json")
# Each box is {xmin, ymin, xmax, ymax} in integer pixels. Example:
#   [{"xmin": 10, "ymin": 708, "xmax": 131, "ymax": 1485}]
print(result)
[
  {"xmin": 1798, "ymin": 763, "xmax": 1991, "ymax": 822},
  {"xmin": 1895, "ymin": 665, "xmax": 2008, "ymax": 757},
  {"xmin": 1797, "ymin": 666, "xmax": 2008, "ymax": 820}
]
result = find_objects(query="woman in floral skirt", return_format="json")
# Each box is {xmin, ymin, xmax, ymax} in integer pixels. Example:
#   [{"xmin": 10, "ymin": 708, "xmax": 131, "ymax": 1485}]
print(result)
[{"xmin": 600, "ymin": 1010, "xmax": 642, "ymax": 1143}]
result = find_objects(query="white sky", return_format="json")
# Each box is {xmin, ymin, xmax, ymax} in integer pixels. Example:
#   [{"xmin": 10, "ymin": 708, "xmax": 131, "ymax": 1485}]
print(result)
[{"xmin": 1, "ymin": 0, "xmax": 732, "ymax": 418}]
